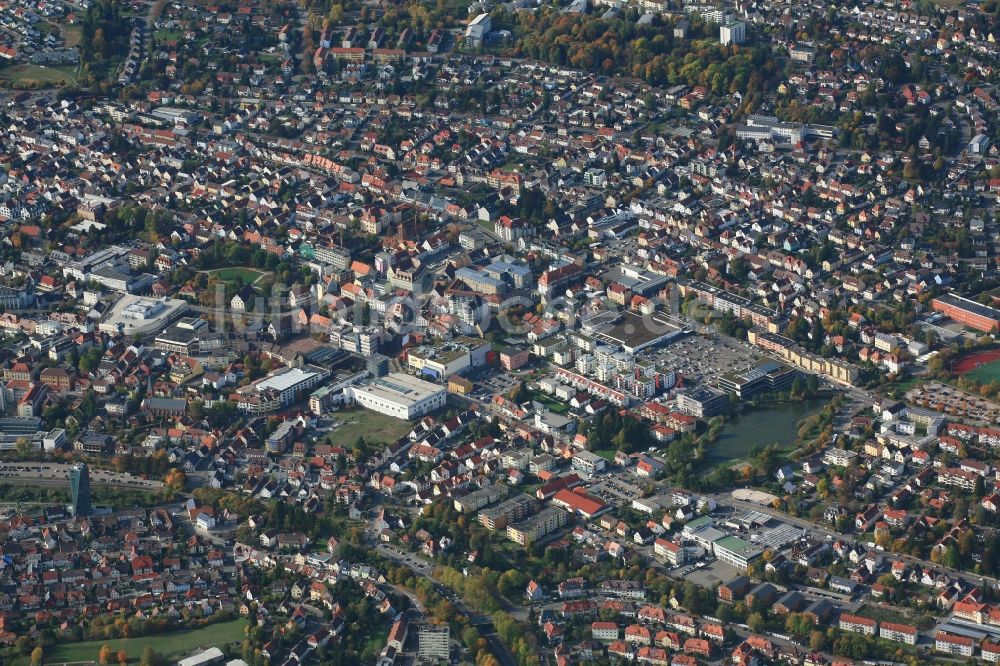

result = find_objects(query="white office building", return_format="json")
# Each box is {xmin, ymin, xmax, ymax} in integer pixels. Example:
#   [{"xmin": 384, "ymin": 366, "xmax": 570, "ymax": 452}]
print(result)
[
  {"xmin": 236, "ymin": 365, "xmax": 329, "ymax": 413},
  {"xmin": 345, "ymin": 373, "xmax": 446, "ymax": 420},
  {"xmin": 712, "ymin": 535, "xmax": 763, "ymax": 571}
]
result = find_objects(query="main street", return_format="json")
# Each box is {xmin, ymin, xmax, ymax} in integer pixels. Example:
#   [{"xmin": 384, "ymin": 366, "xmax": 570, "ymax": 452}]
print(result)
[{"xmin": 373, "ymin": 541, "xmax": 520, "ymax": 666}]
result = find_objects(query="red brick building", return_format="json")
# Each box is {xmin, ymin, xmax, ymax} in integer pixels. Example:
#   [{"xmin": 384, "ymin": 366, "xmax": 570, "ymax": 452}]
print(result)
[{"xmin": 932, "ymin": 293, "xmax": 1000, "ymax": 332}]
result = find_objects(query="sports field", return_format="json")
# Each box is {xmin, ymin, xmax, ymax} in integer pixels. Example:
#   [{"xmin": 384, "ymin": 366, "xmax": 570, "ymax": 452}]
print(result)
[
  {"xmin": 205, "ymin": 267, "xmax": 266, "ymax": 284},
  {"xmin": 0, "ymin": 64, "xmax": 75, "ymax": 87},
  {"xmin": 955, "ymin": 349, "xmax": 1000, "ymax": 383},
  {"xmin": 10, "ymin": 618, "xmax": 247, "ymax": 665},
  {"xmin": 964, "ymin": 360, "xmax": 1000, "ymax": 384}
]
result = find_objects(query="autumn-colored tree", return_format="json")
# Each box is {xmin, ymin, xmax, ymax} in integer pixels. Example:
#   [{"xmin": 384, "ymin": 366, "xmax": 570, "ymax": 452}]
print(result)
[
  {"xmin": 30, "ymin": 646, "xmax": 43, "ymax": 666},
  {"xmin": 163, "ymin": 468, "xmax": 186, "ymax": 491},
  {"xmin": 99, "ymin": 644, "xmax": 114, "ymax": 665},
  {"xmin": 117, "ymin": 649, "xmax": 128, "ymax": 665}
]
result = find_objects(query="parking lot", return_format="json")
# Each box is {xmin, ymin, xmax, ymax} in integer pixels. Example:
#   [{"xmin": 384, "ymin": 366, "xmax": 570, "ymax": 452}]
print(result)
[
  {"xmin": 468, "ymin": 368, "xmax": 523, "ymax": 402},
  {"xmin": 646, "ymin": 331, "xmax": 763, "ymax": 386},
  {"xmin": 589, "ymin": 471, "xmax": 646, "ymax": 504},
  {"xmin": 676, "ymin": 557, "xmax": 740, "ymax": 589},
  {"xmin": 907, "ymin": 381, "xmax": 1000, "ymax": 424}
]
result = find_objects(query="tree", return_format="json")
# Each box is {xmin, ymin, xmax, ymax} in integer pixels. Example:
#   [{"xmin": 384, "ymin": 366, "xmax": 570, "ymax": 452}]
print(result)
[
  {"xmin": 941, "ymin": 544, "xmax": 961, "ymax": 570},
  {"xmin": 15, "ymin": 636, "xmax": 33, "ymax": 655},
  {"xmin": 747, "ymin": 612, "xmax": 766, "ymax": 634},
  {"xmin": 785, "ymin": 612, "xmax": 814, "ymax": 638},
  {"xmin": 164, "ymin": 468, "xmax": 185, "ymax": 491},
  {"xmin": 974, "ymin": 474, "xmax": 986, "ymax": 499},
  {"xmin": 497, "ymin": 569, "xmax": 528, "ymax": 600},
  {"xmin": 508, "ymin": 380, "xmax": 528, "ymax": 403},
  {"xmin": 14, "ymin": 436, "xmax": 32, "ymax": 457},
  {"xmin": 835, "ymin": 514, "xmax": 852, "ymax": 533},
  {"xmin": 117, "ymin": 650, "xmax": 128, "ymax": 665},
  {"xmin": 99, "ymin": 645, "xmax": 114, "ymax": 665},
  {"xmin": 30, "ymin": 646, "xmax": 43, "ymax": 666}
]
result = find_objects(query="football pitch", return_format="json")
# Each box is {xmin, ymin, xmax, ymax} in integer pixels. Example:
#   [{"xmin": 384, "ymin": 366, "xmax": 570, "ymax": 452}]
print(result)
[{"xmin": 963, "ymin": 358, "xmax": 1000, "ymax": 384}]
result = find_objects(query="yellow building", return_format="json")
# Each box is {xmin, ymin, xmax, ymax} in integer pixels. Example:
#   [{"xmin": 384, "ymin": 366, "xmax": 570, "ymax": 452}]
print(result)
[{"xmin": 448, "ymin": 375, "xmax": 474, "ymax": 395}]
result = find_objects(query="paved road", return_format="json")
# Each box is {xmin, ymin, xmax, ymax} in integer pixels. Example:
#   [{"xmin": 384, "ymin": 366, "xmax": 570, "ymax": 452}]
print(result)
[{"xmin": 374, "ymin": 542, "xmax": 519, "ymax": 666}]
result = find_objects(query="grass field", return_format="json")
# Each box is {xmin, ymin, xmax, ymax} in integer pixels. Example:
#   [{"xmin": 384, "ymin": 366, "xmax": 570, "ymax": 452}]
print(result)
[
  {"xmin": 154, "ymin": 29, "xmax": 182, "ymax": 42},
  {"xmin": 531, "ymin": 392, "xmax": 570, "ymax": 414},
  {"xmin": 593, "ymin": 448, "xmax": 618, "ymax": 462},
  {"xmin": 206, "ymin": 267, "xmax": 266, "ymax": 285},
  {"xmin": 63, "ymin": 24, "xmax": 82, "ymax": 47},
  {"xmin": 328, "ymin": 407, "xmax": 414, "ymax": 446},
  {"xmin": 854, "ymin": 603, "xmax": 934, "ymax": 630},
  {"xmin": 963, "ymin": 359, "xmax": 1000, "ymax": 384},
  {"xmin": 0, "ymin": 63, "xmax": 74, "ymax": 87},
  {"xmin": 11, "ymin": 618, "xmax": 247, "ymax": 665},
  {"xmin": 476, "ymin": 216, "xmax": 498, "ymax": 236}
]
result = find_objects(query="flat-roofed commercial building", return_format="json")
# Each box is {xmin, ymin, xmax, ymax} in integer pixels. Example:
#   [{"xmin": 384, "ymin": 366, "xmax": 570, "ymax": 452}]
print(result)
[
  {"xmin": 676, "ymin": 386, "xmax": 729, "ymax": 418},
  {"xmin": 594, "ymin": 310, "xmax": 685, "ymax": 355},
  {"xmin": 570, "ymin": 449, "xmax": 606, "ymax": 476},
  {"xmin": 345, "ymin": 372, "xmax": 446, "ymax": 420},
  {"xmin": 712, "ymin": 535, "xmax": 763, "ymax": 571},
  {"xmin": 153, "ymin": 317, "xmax": 209, "ymax": 355},
  {"xmin": 99, "ymin": 295, "xmax": 189, "ymax": 338},
  {"xmin": 151, "ymin": 106, "xmax": 202, "ymax": 126},
  {"xmin": 716, "ymin": 361, "xmax": 798, "ymax": 399},
  {"xmin": 405, "ymin": 337, "xmax": 491, "ymax": 380},
  {"xmin": 307, "ymin": 370, "xmax": 370, "ymax": 416},
  {"xmin": 236, "ymin": 365, "xmax": 329, "ymax": 414}
]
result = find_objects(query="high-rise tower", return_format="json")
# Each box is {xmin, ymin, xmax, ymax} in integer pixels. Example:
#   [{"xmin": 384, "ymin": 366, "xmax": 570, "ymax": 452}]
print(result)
[{"xmin": 70, "ymin": 463, "xmax": 91, "ymax": 517}]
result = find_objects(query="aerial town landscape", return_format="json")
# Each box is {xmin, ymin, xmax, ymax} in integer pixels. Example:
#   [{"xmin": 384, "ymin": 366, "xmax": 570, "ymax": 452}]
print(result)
[{"xmin": 8, "ymin": 0, "xmax": 1000, "ymax": 663}]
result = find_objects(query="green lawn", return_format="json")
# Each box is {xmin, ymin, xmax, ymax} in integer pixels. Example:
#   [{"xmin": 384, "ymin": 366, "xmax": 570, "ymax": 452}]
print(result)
[
  {"xmin": 154, "ymin": 29, "xmax": 181, "ymax": 41},
  {"xmin": 205, "ymin": 267, "xmax": 266, "ymax": 285},
  {"xmin": 529, "ymin": 392, "xmax": 570, "ymax": 414},
  {"xmin": 12, "ymin": 618, "xmax": 247, "ymax": 665},
  {"xmin": 593, "ymin": 448, "xmax": 618, "ymax": 462},
  {"xmin": 964, "ymin": 358, "xmax": 1000, "ymax": 384},
  {"xmin": 328, "ymin": 407, "xmax": 414, "ymax": 447},
  {"xmin": 476, "ymin": 216, "xmax": 498, "ymax": 236},
  {"xmin": 0, "ymin": 63, "xmax": 74, "ymax": 87}
]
